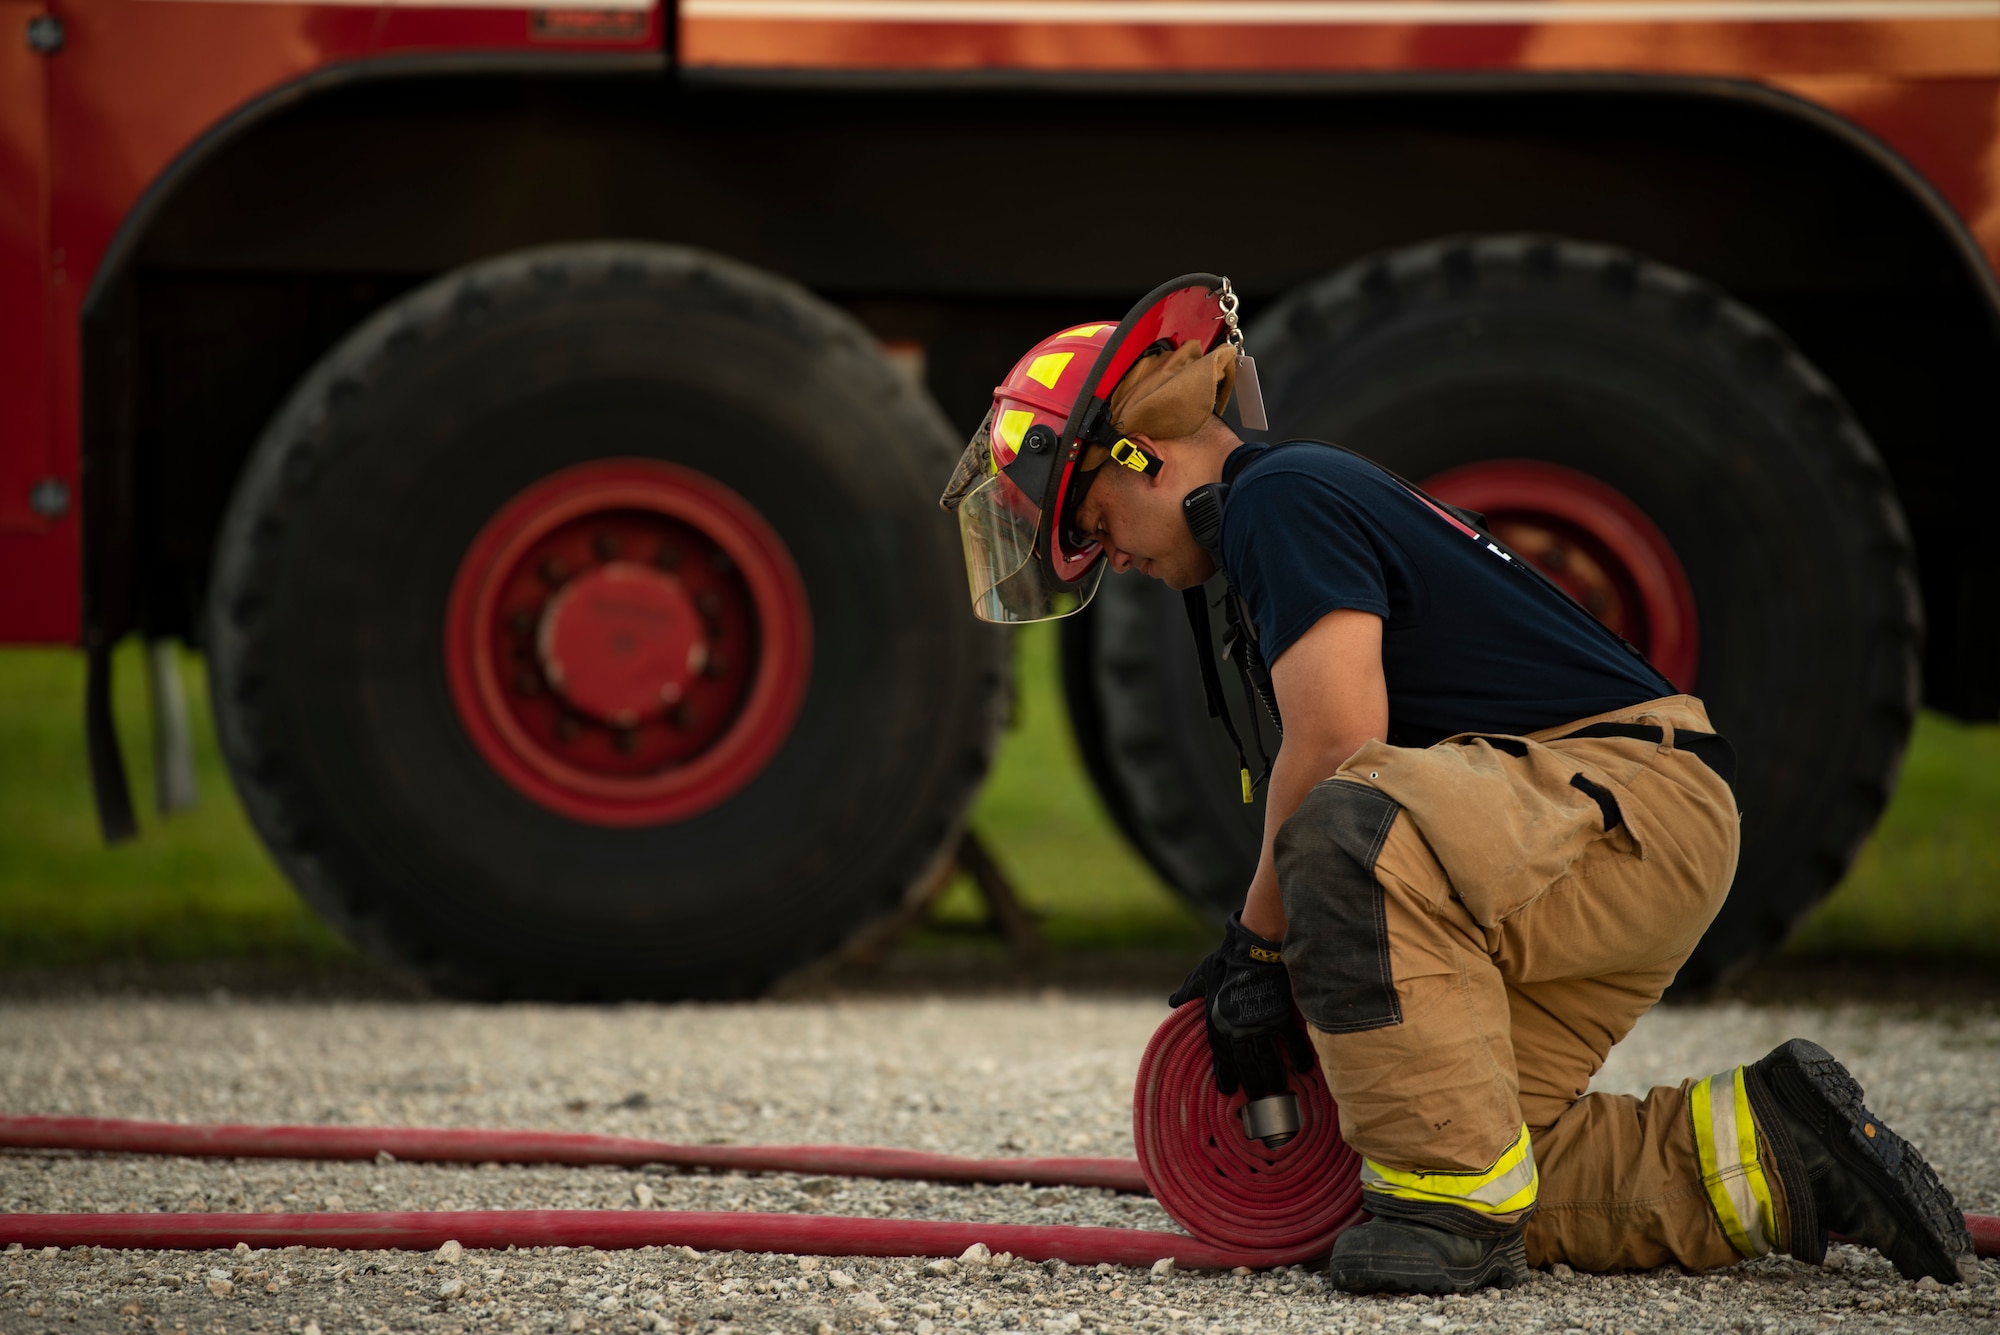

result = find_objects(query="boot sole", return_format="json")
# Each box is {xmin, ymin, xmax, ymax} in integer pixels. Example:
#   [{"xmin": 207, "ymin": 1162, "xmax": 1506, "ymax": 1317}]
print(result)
[
  {"xmin": 1326, "ymin": 1236, "xmax": 1529, "ymax": 1296},
  {"xmin": 1760, "ymin": 1038, "xmax": 1973, "ymax": 1284}
]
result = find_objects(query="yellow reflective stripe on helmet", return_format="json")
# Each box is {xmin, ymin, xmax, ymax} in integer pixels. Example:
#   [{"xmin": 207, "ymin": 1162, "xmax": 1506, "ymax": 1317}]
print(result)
[
  {"xmin": 1690, "ymin": 1068, "xmax": 1779, "ymax": 1259},
  {"xmin": 1360, "ymin": 1125, "xmax": 1538, "ymax": 1216},
  {"xmin": 996, "ymin": 409, "xmax": 1036, "ymax": 456},
  {"xmin": 1025, "ymin": 352, "xmax": 1073, "ymax": 389}
]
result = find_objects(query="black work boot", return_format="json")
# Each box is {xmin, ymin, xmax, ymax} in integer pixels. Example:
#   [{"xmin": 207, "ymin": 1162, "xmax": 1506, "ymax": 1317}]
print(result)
[
  {"xmin": 1326, "ymin": 1211, "xmax": 1530, "ymax": 1295},
  {"xmin": 1745, "ymin": 1038, "xmax": 1975, "ymax": 1285}
]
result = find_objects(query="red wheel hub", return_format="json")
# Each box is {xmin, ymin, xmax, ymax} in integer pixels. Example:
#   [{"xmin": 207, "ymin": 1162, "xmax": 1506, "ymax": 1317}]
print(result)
[
  {"xmin": 1424, "ymin": 460, "xmax": 1699, "ymax": 690},
  {"xmin": 445, "ymin": 460, "xmax": 812, "ymax": 827},
  {"xmin": 538, "ymin": 564, "xmax": 707, "ymax": 726}
]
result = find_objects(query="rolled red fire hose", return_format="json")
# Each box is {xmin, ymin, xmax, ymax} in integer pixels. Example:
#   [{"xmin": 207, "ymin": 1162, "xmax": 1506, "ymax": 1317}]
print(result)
[
  {"xmin": 0, "ymin": 1002, "xmax": 1992, "ymax": 1265},
  {"xmin": 1136, "ymin": 1001, "xmax": 1363, "ymax": 1255}
]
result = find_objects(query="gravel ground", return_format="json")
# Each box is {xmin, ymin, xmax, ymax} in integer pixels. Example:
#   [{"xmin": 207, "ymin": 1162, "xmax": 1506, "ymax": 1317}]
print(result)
[{"xmin": 0, "ymin": 992, "xmax": 1995, "ymax": 1335}]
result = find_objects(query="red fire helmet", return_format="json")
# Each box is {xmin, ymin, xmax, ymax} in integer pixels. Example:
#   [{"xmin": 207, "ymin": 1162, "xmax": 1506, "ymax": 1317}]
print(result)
[{"xmin": 940, "ymin": 274, "xmax": 1243, "ymax": 623}]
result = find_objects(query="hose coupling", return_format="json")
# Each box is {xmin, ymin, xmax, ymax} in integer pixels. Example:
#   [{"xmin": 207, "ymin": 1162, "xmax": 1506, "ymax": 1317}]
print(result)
[{"xmin": 1239, "ymin": 1093, "xmax": 1301, "ymax": 1149}]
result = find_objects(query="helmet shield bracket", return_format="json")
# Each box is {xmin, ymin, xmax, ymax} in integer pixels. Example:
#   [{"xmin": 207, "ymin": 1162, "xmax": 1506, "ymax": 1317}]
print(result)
[{"xmin": 997, "ymin": 422, "xmax": 1061, "ymax": 504}]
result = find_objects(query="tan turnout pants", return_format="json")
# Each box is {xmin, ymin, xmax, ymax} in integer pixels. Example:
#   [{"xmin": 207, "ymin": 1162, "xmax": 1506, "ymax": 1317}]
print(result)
[{"xmin": 1276, "ymin": 695, "xmax": 1774, "ymax": 1271}]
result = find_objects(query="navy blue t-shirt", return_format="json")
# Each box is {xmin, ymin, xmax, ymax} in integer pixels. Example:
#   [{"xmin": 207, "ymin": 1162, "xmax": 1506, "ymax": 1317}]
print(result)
[{"xmin": 1219, "ymin": 442, "xmax": 1672, "ymax": 747}]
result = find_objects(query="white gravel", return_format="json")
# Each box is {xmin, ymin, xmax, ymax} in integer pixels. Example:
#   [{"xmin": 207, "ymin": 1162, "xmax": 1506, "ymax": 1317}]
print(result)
[{"xmin": 1, "ymin": 992, "xmax": 1995, "ymax": 1334}]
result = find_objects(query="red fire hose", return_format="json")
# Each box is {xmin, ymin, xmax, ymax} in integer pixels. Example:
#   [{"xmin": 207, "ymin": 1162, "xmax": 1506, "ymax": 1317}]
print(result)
[
  {"xmin": 0, "ymin": 1210, "xmax": 1315, "ymax": 1271},
  {"xmin": 0, "ymin": 1002, "xmax": 1992, "ymax": 1267},
  {"xmin": 0, "ymin": 1003, "xmax": 1349, "ymax": 1266},
  {"xmin": 1135, "ymin": 998, "xmax": 1361, "ymax": 1256},
  {"xmin": 0, "ymin": 1114, "xmax": 1146, "ymax": 1194}
]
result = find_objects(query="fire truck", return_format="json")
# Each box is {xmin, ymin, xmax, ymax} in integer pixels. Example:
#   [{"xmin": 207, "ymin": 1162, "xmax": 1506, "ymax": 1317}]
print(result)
[{"xmin": 3, "ymin": 0, "xmax": 1995, "ymax": 997}]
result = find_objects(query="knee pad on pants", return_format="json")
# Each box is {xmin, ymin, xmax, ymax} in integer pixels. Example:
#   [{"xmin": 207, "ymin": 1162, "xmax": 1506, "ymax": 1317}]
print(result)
[{"xmin": 1278, "ymin": 779, "xmax": 1403, "ymax": 1034}]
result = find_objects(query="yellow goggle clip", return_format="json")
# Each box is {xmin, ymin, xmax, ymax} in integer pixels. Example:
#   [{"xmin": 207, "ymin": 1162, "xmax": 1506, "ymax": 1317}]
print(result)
[{"xmin": 1110, "ymin": 438, "xmax": 1163, "ymax": 477}]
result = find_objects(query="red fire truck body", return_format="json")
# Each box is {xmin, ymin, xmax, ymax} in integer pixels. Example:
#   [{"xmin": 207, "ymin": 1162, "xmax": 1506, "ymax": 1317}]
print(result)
[
  {"xmin": 5, "ymin": 2, "xmax": 1996, "ymax": 644},
  {"xmin": 3, "ymin": 0, "xmax": 1995, "ymax": 997}
]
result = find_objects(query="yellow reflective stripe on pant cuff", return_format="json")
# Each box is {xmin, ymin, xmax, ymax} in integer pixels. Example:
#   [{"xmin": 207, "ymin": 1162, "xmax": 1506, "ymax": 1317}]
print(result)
[
  {"xmin": 1359, "ymin": 1125, "xmax": 1539, "ymax": 1215},
  {"xmin": 1690, "ymin": 1067, "xmax": 1779, "ymax": 1258}
]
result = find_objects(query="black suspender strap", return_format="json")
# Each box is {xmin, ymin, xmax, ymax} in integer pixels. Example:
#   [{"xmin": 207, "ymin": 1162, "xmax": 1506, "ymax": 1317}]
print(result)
[
  {"xmin": 1222, "ymin": 589, "xmax": 1284, "ymax": 741},
  {"xmin": 1183, "ymin": 586, "xmax": 1264, "ymax": 804}
]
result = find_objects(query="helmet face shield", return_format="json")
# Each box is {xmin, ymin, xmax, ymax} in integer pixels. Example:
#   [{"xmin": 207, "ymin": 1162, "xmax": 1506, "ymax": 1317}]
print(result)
[{"xmin": 957, "ymin": 471, "xmax": 1106, "ymax": 623}]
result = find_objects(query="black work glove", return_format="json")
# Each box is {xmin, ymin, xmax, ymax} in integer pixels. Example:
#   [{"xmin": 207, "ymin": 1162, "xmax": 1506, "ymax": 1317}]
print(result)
[{"xmin": 1168, "ymin": 913, "xmax": 1316, "ymax": 1098}]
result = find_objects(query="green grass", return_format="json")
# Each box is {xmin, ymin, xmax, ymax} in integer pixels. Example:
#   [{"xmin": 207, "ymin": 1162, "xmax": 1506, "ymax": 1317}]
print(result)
[
  {"xmin": 0, "ymin": 644, "xmax": 344, "ymax": 967},
  {"xmin": 927, "ymin": 625, "xmax": 1208, "ymax": 951},
  {"xmin": 1783, "ymin": 711, "xmax": 2000, "ymax": 957},
  {"xmin": 0, "ymin": 631, "xmax": 1994, "ymax": 967}
]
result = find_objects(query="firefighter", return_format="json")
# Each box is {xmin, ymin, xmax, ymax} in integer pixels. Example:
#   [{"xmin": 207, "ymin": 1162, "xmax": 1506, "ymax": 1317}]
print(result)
[{"xmin": 940, "ymin": 276, "xmax": 1975, "ymax": 1294}]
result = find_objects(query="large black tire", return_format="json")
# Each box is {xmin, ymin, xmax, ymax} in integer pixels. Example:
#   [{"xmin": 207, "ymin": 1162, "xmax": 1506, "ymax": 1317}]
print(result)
[
  {"xmin": 1065, "ymin": 236, "xmax": 1921, "ymax": 989},
  {"xmin": 207, "ymin": 242, "xmax": 1007, "ymax": 1000}
]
